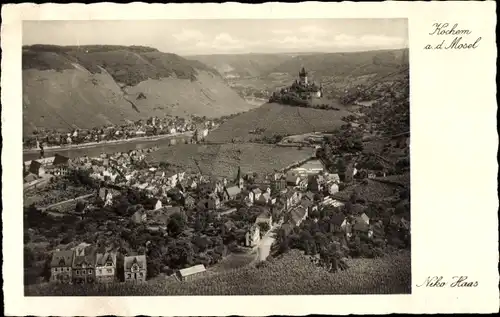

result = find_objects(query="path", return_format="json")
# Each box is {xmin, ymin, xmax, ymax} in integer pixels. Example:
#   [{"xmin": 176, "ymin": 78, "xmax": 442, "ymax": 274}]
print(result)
[
  {"xmin": 39, "ymin": 193, "xmax": 95, "ymax": 212},
  {"xmin": 256, "ymin": 221, "xmax": 283, "ymax": 262}
]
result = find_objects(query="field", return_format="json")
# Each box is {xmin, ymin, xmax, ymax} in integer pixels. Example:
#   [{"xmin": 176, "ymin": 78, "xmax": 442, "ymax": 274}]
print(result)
[
  {"xmin": 25, "ymin": 249, "xmax": 411, "ymax": 295},
  {"xmin": 205, "ymin": 102, "xmax": 351, "ymax": 143},
  {"xmin": 22, "ymin": 45, "xmax": 255, "ymax": 134},
  {"xmin": 146, "ymin": 143, "xmax": 316, "ymax": 178}
]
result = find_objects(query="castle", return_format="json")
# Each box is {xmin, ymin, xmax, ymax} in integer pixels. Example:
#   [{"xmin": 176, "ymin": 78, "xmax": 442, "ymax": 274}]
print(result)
[
  {"xmin": 269, "ymin": 67, "xmax": 324, "ymax": 105},
  {"xmin": 292, "ymin": 67, "xmax": 323, "ymax": 99}
]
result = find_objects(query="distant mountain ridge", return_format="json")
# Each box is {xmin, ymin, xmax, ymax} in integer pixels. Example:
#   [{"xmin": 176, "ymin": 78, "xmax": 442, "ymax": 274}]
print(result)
[
  {"xmin": 188, "ymin": 49, "xmax": 408, "ymax": 80},
  {"xmin": 22, "ymin": 45, "xmax": 256, "ymax": 134},
  {"xmin": 267, "ymin": 48, "xmax": 409, "ymax": 79},
  {"xmin": 187, "ymin": 53, "xmax": 294, "ymax": 78}
]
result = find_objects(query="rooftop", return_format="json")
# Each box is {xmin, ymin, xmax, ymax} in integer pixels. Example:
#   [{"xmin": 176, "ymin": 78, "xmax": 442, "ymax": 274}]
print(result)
[{"xmin": 179, "ymin": 264, "xmax": 206, "ymax": 277}]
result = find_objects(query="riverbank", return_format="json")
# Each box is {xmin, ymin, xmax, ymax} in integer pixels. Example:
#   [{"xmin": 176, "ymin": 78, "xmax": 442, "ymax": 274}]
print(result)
[
  {"xmin": 23, "ymin": 131, "xmax": 196, "ymax": 162},
  {"xmin": 23, "ymin": 131, "xmax": 194, "ymax": 153}
]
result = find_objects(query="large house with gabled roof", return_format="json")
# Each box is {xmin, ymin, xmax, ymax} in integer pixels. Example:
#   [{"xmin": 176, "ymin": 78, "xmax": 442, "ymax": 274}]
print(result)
[
  {"xmin": 50, "ymin": 250, "xmax": 74, "ymax": 284},
  {"xmin": 124, "ymin": 255, "xmax": 147, "ymax": 282},
  {"xmin": 95, "ymin": 252, "xmax": 117, "ymax": 284}
]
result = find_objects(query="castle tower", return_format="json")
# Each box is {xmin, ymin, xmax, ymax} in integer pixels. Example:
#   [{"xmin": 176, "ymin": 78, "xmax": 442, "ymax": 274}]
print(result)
[{"xmin": 299, "ymin": 67, "xmax": 308, "ymax": 85}]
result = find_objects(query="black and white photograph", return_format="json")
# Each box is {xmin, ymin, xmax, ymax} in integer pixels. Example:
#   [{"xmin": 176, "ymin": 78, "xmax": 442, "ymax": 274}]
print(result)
[{"xmin": 21, "ymin": 18, "xmax": 410, "ymax": 296}]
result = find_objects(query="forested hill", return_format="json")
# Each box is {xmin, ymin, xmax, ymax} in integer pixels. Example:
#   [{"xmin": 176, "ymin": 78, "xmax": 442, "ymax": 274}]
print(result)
[{"xmin": 22, "ymin": 45, "xmax": 256, "ymax": 134}]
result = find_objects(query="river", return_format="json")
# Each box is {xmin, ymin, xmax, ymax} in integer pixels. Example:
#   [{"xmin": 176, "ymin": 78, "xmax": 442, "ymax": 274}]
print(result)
[{"xmin": 23, "ymin": 132, "xmax": 193, "ymax": 162}]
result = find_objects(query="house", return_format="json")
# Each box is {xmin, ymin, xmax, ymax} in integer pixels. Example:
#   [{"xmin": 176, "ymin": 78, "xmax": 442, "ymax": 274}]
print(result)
[
  {"xmin": 308, "ymin": 174, "xmax": 324, "ymax": 193},
  {"xmin": 359, "ymin": 212, "xmax": 370, "ymax": 225},
  {"xmin": 197, "ymin": 193, "xmax": 220, "ymax": 211},
  {"xmin": 50, "ymin": 250, "xmax": 74, "ymax": 284},
  {"xmin": 166, "ymin": 172, "xmax": 179, "ymax": 187},
  {"xmin": 325, "ymin": 173, "xmax": 340, "ymax": 184},
  {"xmin": 284, "ymin": 189, "xmax": 302, "ymax": 210},
  {"xmin": 298, "ymin": 178, "xmax": 309, "ymax": 191},
  {"xmin": 251, "ymin": 188, "xmax": 262, "ymax": 201},
  {"xmin": 29, "ymin": 160, "xmax": 45, "ymax": 177},
  {"xmin": 98, "ymin": 187, "xmax": 108, "ymax": 201},
  {"xmin": 51, "ymin": 154, "xmax": 71, "ymax": 176},
  {"xmin": 188, "ymin": 178, "xmax": 198, "ymax": 190},
  {"xmin": 95, "ymin": 252, "xmax": 117, "ymax": 284},
  {"xmin": 255, "ymin": 210, "xmax": 273, "ymax": 229},
  {"xmin": 208, "ymin": 193, "xmax": 221, "ymax": 209},
  {"xmin": 286, "ymin": 172, "xmax": 301, "ymax": 186},
  {"xmin": 326, "ymin": 183, "xmax": 340, "ymax": 195},
  {"xmin": 124, "ymin": 255, "xmax": 147, "ymax": 282},
  {"xmin": 245, "ymin": 225, "xmax": 260, "ymax": 247},
  {"xmin": 330, "ymin": 213, "xmax": 348, "ymax": 233},
  {"xmin": 303, "ymin": 191, "xmax": 315, "ymax": 202},
  {"xmin": 290, "ymin": 206, "xmax": 308, "ymax": 226},
  {"xmin": 178, "ymin": 264, "xmax": 207, "ymax": 282},
  {"xmin": 352, "ymin": 219, "xmax": 373, "ymax": 239},
  {"xmin": 271, "ymin": 177, "xmax": 286, "ymax": 193},
  {"xmin": 151, "ymin": 199, "xmax": 162, "ymax": 211},
  {"xmin": 255, "ymin": 190, "xmax": 273, "ymax": 205},
  {"xmin": 223, "ymin": 186, "xmax": 241, "ymax": 201},
  {"xmin": 131, "ymin": 209, "xmax": 147, "ymax": 224},
  {"xmin": 72, "ymin": 246, "xmax": 97, "ymax": 284},
  {"xmin": 299, "ymin": 198, "xmax": 318, "ymax": 214},
  {"xmin": 24, "ymin": 173, "xmax": 38, "ymax": 183}
]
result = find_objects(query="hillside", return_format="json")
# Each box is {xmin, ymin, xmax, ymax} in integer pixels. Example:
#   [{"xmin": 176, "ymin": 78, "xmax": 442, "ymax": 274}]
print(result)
[
  {"xmin": 188, "ymin": 53, "xmax": 294, "ymax": 78},
  {"xmin": 205, "ymin": 102, "xmax": 351, "ymax": 143},
  {"xmin": 268, "ymin": 49, "xmax": 408, "ymax": 78},
  {"xmin": 23, "ymin": 45, "xmax": 256, "ymax": 134},
  {"xmin": 146, "ymin": 143, "xmax": 315, "ymax": 178}
]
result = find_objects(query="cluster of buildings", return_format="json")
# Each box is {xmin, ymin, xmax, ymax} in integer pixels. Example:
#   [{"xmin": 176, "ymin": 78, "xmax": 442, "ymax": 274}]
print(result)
[
  {"xmin": 50, "ymin": 241, "xmax": 210, "ymax": 284},
  {"xmin": 50, "ymin": 243, "xmax": 146, "ymax": 284},
  {"xmin": 23, "ymin": 115, "xmax": 215, "ymax": 150}
]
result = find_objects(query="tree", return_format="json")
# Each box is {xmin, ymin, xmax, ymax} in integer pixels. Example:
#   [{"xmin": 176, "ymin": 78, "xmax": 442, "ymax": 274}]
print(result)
[
  {"xmin": 165, "ymin": 240, "xmax": 195, "ymax": 269},
  {"xmin": 167, "ymin": 213, "xmax": 186, "ymax": 237},
  {"xmin": 24, "ymin": 247, "xmax": 35, "ymax": 268},
  {"xmin": 257, "ymin": 222, "xmax": 270, "ymax": 233}
]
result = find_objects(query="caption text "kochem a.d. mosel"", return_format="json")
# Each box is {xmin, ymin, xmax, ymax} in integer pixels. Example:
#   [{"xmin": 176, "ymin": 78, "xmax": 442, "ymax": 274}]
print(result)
[{"xmin": 424, "ymin": 23, "xmax": 481, "ymax": 50}]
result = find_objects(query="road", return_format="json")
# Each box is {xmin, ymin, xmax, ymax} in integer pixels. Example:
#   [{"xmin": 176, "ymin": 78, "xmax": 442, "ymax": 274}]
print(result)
[{"xmin": 256, "ymin": 221, "xmax": 283, "ymax": 261}]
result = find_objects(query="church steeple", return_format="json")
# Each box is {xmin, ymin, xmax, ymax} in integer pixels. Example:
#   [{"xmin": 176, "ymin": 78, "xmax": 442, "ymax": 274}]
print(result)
[{"xmin": 235, "ymin": 166, "xmax": 241, "ymax": 182}]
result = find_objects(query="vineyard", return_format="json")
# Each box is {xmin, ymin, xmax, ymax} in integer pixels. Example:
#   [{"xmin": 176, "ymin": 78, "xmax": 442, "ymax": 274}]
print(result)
[{"xmin": 25, "ymin": 249, "xmax": 410, "ymax": 296}]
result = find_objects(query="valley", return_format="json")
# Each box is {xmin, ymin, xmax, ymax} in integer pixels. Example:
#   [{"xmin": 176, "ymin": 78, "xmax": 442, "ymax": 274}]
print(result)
[{"xmin": 23, "ymin": 44, "xmax": 410, "ymax": 296}]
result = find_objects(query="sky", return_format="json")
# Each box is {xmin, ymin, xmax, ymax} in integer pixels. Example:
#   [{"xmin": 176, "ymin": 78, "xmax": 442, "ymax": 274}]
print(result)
[{"xmin": 23, "ymin": 19, "xmax": 408, "ymax": 55}]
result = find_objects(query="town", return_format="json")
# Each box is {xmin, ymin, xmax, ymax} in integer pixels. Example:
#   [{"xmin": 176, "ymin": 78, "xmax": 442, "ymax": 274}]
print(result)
[
  {"xmin": 22, "ymin": 34, "xmax": 410, "ymax": 295},
  {"xmin": 24, "ymin": 106, "xmax": 410, "ymax": 288},
  {"xmin": 23, "ymin": 114, "xmax": 221, "ymax": 151}
]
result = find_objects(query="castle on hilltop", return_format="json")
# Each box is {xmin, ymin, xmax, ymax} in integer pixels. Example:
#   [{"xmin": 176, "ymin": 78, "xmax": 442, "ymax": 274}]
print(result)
[
  {"xmin": 291, "ymin": 67, "xmax": 323, "ymax": 99},
  {"xmin": 269, "ymin": 66, "xmax": 324, "ymax": 106}
]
